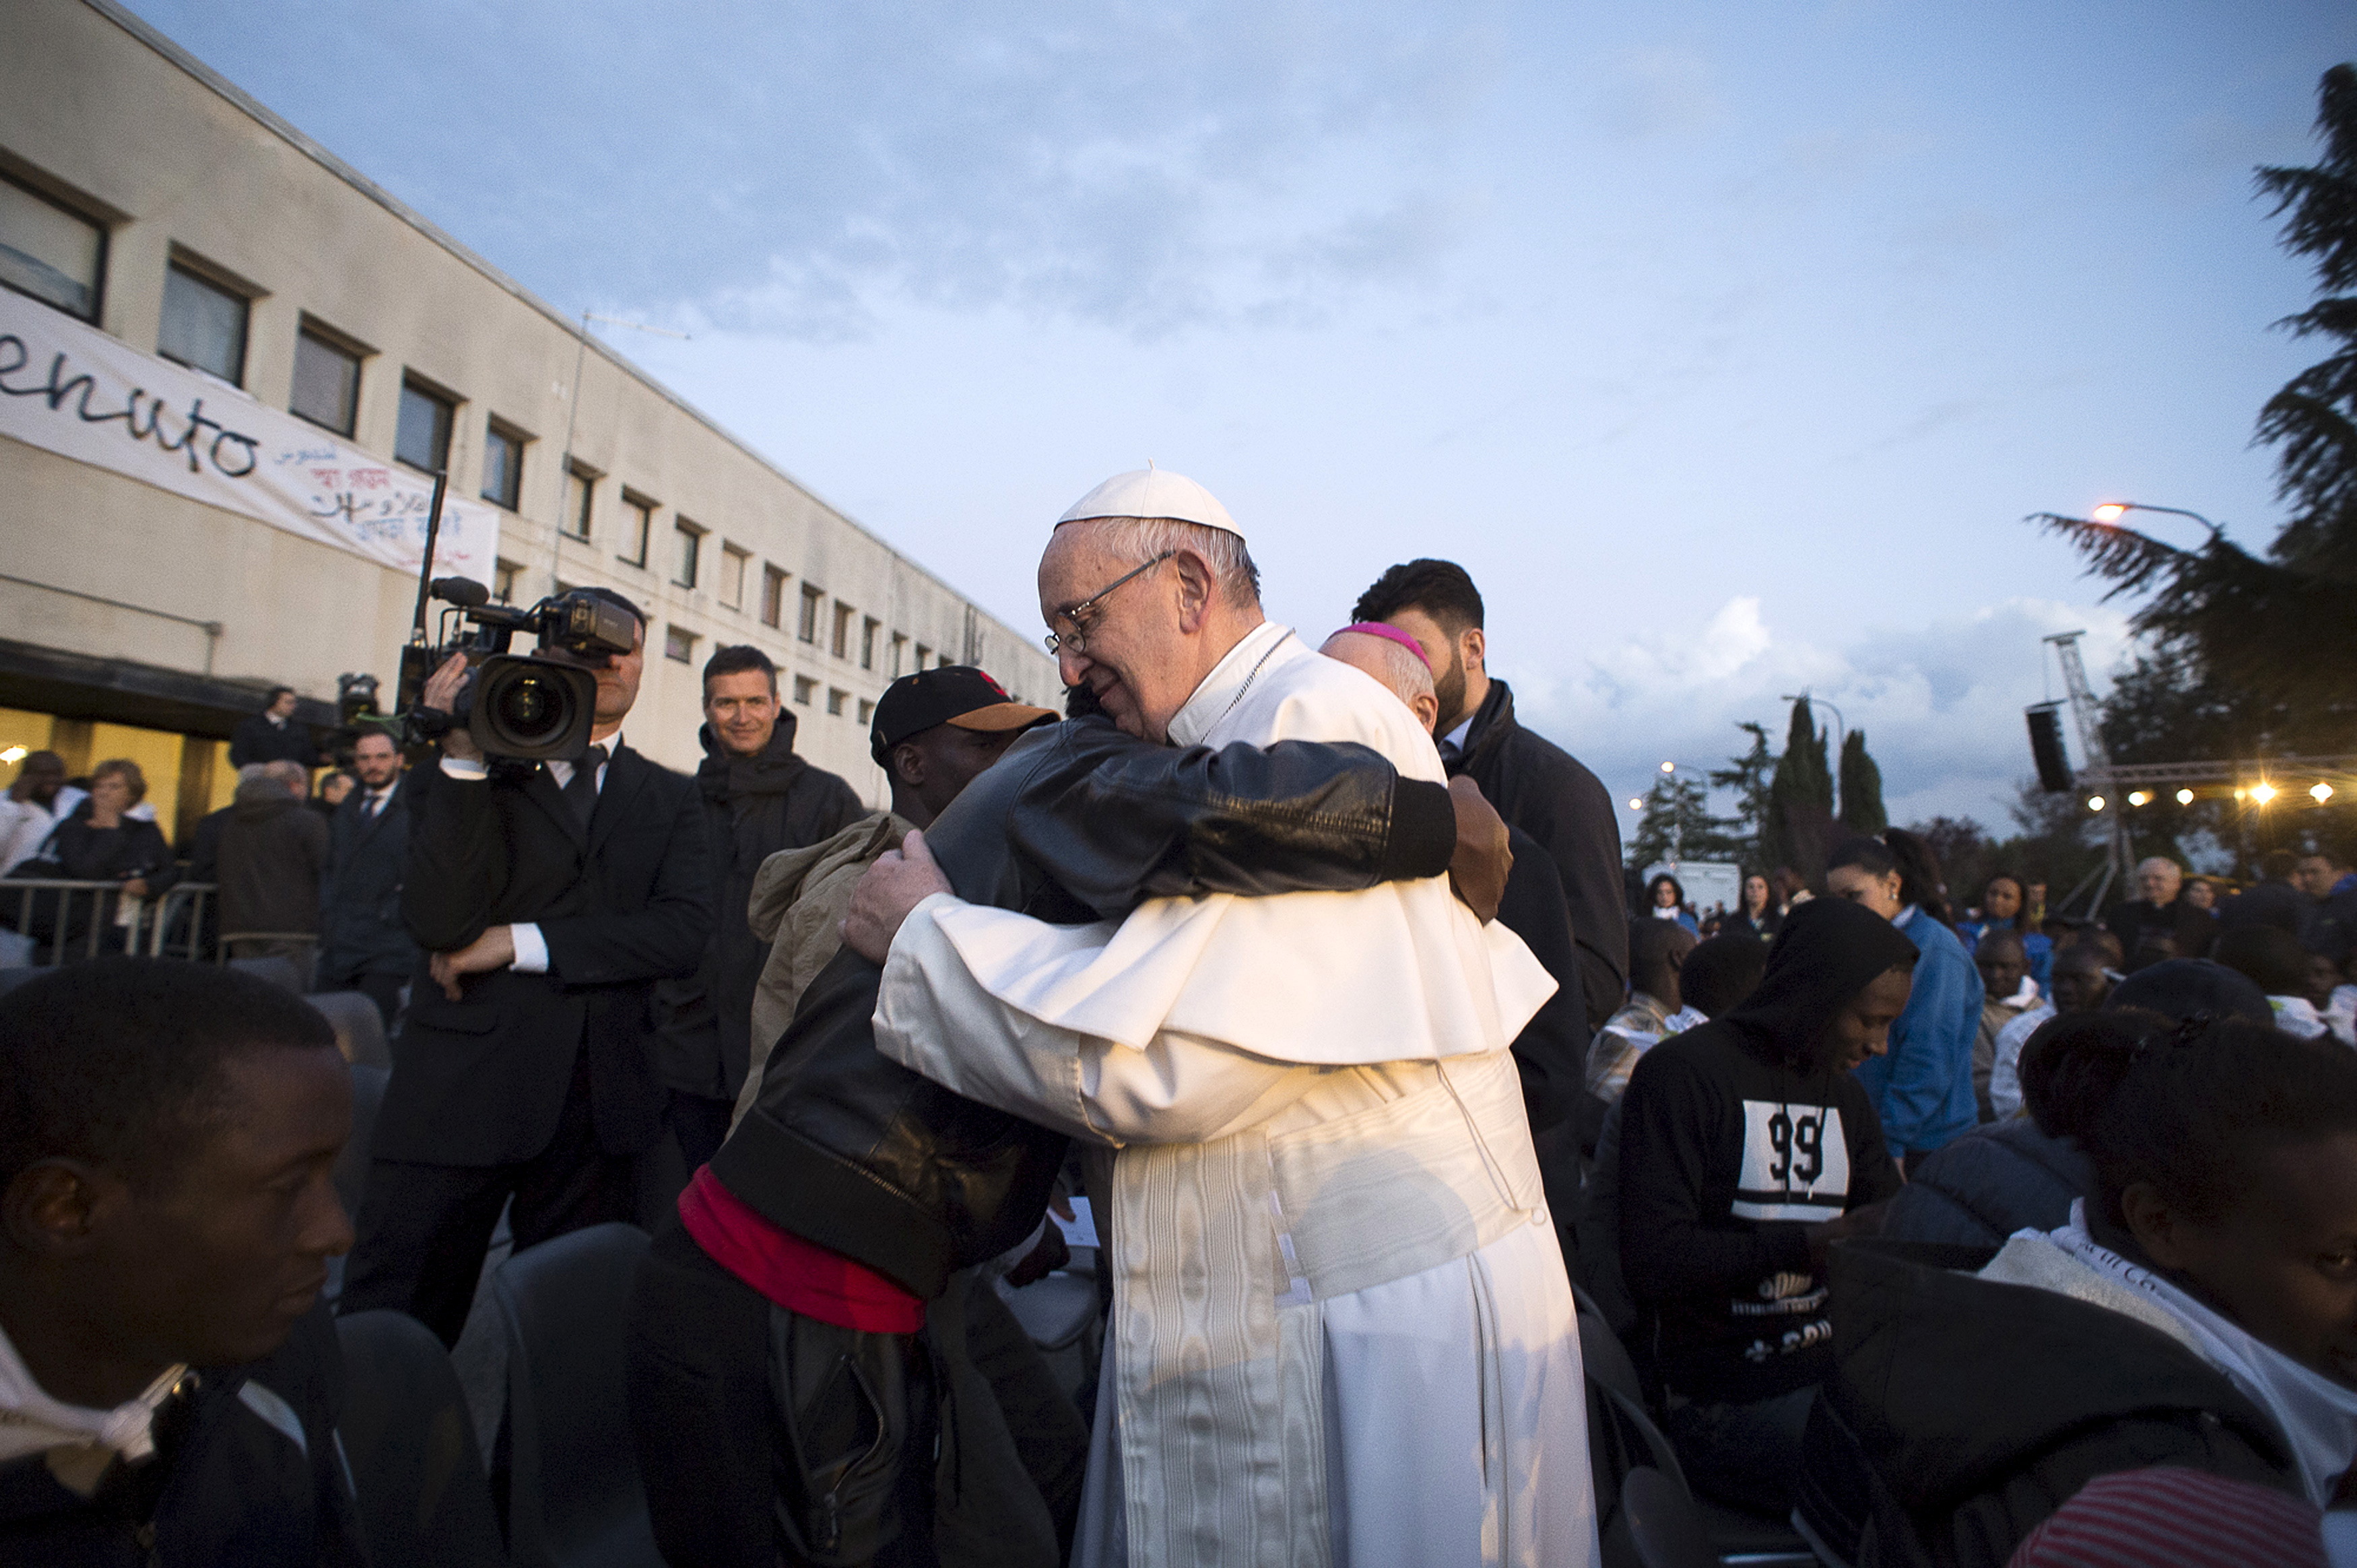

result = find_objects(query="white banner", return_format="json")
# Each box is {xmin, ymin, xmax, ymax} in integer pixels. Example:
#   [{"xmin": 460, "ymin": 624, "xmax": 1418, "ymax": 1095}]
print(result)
[{"xmin": 0, "ymin": 288, "xmax": 498, "ymax": 581}]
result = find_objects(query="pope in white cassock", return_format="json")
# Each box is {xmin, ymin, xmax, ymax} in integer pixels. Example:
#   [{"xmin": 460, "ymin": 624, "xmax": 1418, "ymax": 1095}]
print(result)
[{"xmin": 840, "ymin": 469, "xmax": 1597, "ymax": 1568}]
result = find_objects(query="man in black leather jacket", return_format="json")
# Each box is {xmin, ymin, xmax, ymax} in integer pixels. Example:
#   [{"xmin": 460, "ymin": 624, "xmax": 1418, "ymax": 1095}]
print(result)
[{"xmin": 626, "ymin": 710, "xmax": 1492, "ymax": 1568}]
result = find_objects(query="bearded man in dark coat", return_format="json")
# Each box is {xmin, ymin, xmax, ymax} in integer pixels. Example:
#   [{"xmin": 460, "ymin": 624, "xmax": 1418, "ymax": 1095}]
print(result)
[{"xmin": 1356, "ymin": 557, "xmax": 1628, "ymax": 1031}]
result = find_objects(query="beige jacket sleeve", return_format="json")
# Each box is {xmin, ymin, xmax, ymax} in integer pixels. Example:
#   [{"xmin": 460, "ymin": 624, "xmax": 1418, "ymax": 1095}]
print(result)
[{"xmin": 873, "ymin": 893, "xmax": 1327, "ymax": 1147}]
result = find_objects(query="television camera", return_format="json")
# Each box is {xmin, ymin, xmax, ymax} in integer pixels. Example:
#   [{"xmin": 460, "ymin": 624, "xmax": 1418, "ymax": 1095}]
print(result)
[{"xmin": 377, "ymin": 465, "xmax": 636, "ymax": 762}]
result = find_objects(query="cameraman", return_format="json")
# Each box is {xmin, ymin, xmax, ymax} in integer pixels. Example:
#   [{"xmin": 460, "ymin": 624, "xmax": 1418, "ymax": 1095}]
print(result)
[{"xmin": 340, "ymin": 588, "xmax": 712, "ymax": 1347}]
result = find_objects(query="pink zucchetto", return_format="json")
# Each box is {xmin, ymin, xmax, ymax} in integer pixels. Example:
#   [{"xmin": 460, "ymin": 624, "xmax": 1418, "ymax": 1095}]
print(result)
[{"xmin": 1331, "ymin": 622, "xmax": 1432, "ymax": 671}]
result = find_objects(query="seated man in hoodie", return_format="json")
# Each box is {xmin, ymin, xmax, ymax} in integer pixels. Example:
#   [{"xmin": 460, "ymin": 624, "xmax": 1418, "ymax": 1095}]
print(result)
[
  {"xmin": 1616, "ymin": 897, "xmax": 1915, "ymax": 1512},
  {"xmin": 0, "ymin": 959, "xmax": 362, "ymax": 1567},
  {"xmin": 1803, "ymin": 1011, "xmax": 2357, "ymax": 1567},
  {"xmin": 1574, "ymin": 931, "xmax": 1764, "ymax": 1338}
]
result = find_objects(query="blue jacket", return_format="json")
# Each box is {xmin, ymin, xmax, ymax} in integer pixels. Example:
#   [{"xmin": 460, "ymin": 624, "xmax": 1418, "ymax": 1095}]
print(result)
[{"xmin": 1853, "ymin": 906, "xmax": 1983, "ymax": 1155}]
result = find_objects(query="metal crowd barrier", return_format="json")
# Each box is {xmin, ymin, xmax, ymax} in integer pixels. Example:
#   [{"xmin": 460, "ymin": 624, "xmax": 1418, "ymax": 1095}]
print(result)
[{"xmin": 0, "ymin": 879, "xmax": 219, "ymax": 966}]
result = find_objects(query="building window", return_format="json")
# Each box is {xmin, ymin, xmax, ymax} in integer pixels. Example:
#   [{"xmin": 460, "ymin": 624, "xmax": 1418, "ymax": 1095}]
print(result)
[
  {"xmin": 289, "ymin": 325, "xmax": 360, "ymax": 435},
  {"xmin": 673, "ymin": 519, "xmax": 703, "ymax": 588},
  {"xmin": 563, "ymin": 465, "xmax": 594, "ymax": 540},
  {"xmin": 890, "ymin": 633, "xmax": 906, "ymax": 678},
  {"xmin": 0, "ymin": 175, "xmax": 105, "ymax": 321},
  {"xmin": 857, "ymin": 698, "xmax": 875, "ymax": 726},
  {"xmin": 832, "ymin": 603, "xmax": 855, "ymax": 659},
  {"xmin": 665, "ymin": 625, "xmax": 698, "ymax": 664},
  {"xmin": 479, "ymin": 422, "xmax": 525, "ymax": 510},
  {"xmin": 861, "ymin": 617, "xmax": 879, "ymax": 671},
  {"xmin": 792, "ymin": 675, "xmax": 816, "ymax": 706},
  {"xmin": 915, "ymin": 644, "xmax": 930, "ymax": 671},
  {"xmin": 158, "ymin": 262, "xmax": 246, "ymax": 386},
  {"xmin": 798, "ymin": 584, "xmax": 824, "ymax": 644},
  {"xmin": 493, "ymin": 558, "xmax": 522, "ymax": 604},
  {"xmin": 827, "ymin": 688, "xmax": 849, "ymax": 717},
  {"xmin": 618, "ymin": 492, "xmax": 653, "ymax": 568},
  {"xmin": 761, "ymin": 565, "xmax": 787, "ymax": 627},
  {"xmin": 394, "ymin": 380, "xmax": 454, "ymax": 473},
  {"xmin": 719, "ymin": 545, "xmax": 750, "ymax": 610}
]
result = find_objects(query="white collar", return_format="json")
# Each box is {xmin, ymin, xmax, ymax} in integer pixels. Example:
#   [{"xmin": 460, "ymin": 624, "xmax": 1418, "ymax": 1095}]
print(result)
[
  {"xmin": 1167, "ymin": 623, "xmax": 1291, "ymax": 749},
  {"xmin": 1442, "ymin": 713, "xmax": 1474, "ymax": 752},
  {"xmin": 0, "ymin": 1317, "xmax": 183, "ymax": 1468},
  {"xmin": 2271, "ymin": 996, "xmax": 2330, "ymax": 1039},
  {"xmin": 2035, "ymin": 1202, "xmax": 2357, "ymax": 1507}
]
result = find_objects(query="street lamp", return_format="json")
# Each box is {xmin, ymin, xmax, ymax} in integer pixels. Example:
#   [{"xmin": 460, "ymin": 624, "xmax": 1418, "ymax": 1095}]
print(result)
[
  {"xmin": 2176, "ymin": 788, "xmax": 2195, "ymax": 805},
  {"xmin": 2251, "ymin": 782, "xmax": 2280, "ymax": 806},
  {"xmin": 2088, "ymin": 501, "xmax": 2224, "ymax": 541},
  {"xmin": 2314, "ymin": 782, "xmax": 2335, "ymax": 805}
]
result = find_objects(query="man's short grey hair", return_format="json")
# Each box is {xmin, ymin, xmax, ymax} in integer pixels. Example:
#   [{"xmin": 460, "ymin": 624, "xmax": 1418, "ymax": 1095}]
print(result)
[
  {"xmin": 1084, "ymin": 516, "xmax": 1261, "ymax": 609},
  {"xmin": 236, "ymin": 763, "xmax": 270, "ymax": 784},
  {"xmin": 1321, "ymin": 631, "xmax": 1434, "ymax": 710},
  {"xmin": 2137, "ymin": 856, "xmax": 2182, "ymax": 881},
  {"xmin": 261, "ymin": 760, "xmax": 308, "ymax": 793}
]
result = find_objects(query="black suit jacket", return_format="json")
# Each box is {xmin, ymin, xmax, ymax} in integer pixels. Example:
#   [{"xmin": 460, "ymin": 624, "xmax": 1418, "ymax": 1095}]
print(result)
[
  {"xmin": 319, "ymin": 778, "xmax": 417, "ymax": 980},
  {"xmin": 1453, "ymin": 678, "xmax": 1628, "ymax": 1031},
  {"xmin": 372, "ymin": 744, "xmax": 712, "ymax": 1167}
]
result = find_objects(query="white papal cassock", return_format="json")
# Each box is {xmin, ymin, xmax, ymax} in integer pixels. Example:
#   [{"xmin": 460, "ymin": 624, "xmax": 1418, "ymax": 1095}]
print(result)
[{"xmin": 873, "ymin": 621, "xmax": 1597, "ymax": 1568}]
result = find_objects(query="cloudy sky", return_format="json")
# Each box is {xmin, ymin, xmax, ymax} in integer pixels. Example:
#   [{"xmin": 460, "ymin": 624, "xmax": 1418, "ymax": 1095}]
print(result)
[{"xmin": 129, "ymin": 0, "xmax": 2357, "ymax": 831}]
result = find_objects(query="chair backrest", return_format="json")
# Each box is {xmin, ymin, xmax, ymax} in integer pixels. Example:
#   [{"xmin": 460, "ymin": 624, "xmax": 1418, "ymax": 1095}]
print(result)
[
  {"xmin": 492, "ymin": 1222, "xmax": 662, "ymax": 1568},
  {"xmin": 334, "ymin": 1064, "xmax": 389, "ymax": 1218},
  {"xmin": 1579, "ymin": 1305, "xmax": 1646, "ymax": 1410},
  {"xmin": 227, "ymin": 952, "xmax": 306, "ymax": 993},
  {"xmin": 335, "ymin": 1309, "xmax": 504, "ymax": 1568},
  {"xmin": 308, "ymin": 989, "xmax": 391, "ymax": 1068},
  {"xmin": 1622, "ymin": 1466, "xmax": 1719, "ymax": 1568}
]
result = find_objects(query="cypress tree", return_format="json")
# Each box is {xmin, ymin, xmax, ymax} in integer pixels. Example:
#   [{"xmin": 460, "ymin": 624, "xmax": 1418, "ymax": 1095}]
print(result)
[
  {"xmin": 1762, "ymin": 697, "xmax": 1835, "ymax": 883},
  {"xmin": 1838, "ymin": 729, "xmax": 1888, "ymax": 835}
]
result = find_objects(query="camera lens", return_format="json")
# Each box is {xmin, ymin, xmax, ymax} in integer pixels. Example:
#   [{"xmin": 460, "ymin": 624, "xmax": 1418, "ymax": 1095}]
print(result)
[
  {"xmin": 493, "ymin": 672, "xmax": 564, "ymax": 741},
  {"xmin": 468, "ymin": 654, "xmax": 595, "ymax": 760}
]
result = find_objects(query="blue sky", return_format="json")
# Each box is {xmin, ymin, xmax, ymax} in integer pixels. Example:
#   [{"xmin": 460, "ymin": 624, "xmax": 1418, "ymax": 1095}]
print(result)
[{"xmin": 127, "ymin": 0, "xmax": 2357, "ymax": 833}]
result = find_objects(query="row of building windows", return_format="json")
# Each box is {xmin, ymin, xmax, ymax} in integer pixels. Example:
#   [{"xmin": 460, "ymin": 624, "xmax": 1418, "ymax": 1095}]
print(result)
[{"xmin": 1, "ymin": 168, "xmax": 1007, "ymax": 702}]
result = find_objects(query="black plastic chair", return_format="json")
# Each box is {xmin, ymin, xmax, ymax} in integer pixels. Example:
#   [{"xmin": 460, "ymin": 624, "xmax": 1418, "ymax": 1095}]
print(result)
[
  {"xmin": 336, "ymin": 1309, "xmax": 505, "ymax": 1568},
  {"xmin": 308, "ymin": 989, "xmax": 391, "ymax": 1068},
  {"xmin": 491, "ymin": 1222, "xmax": 661, "ymax": 1568},
  {"xmin": 227, "ymin": 952, "xmax": 307, "ymax": 993},
  {"xmin": 333, "ymin": 1064, "xmax": 389, "ymax": 1218},
  {"xmin": 1579, "ymin": 1303, "xmax": 1646, "ymax": 1409},
  {"xmin": 1623, "ymin": 1466, "xmax": 1719, "ymax": 1568}
]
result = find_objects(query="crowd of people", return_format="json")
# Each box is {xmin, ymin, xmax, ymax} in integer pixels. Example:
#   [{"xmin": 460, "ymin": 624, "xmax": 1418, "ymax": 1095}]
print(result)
[{"xmin": 4, "ymin": 467, "xmax": 2357, "ymax": 1568}]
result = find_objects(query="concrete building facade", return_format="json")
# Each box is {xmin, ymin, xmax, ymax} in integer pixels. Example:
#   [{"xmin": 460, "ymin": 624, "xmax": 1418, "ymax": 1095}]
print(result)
[{"xmin": 0, "ymin": 0, "xmax": 1059, "ymax": 843}]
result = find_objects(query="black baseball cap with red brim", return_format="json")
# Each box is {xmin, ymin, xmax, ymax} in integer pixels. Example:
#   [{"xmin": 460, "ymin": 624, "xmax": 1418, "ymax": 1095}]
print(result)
[{"xmin": 869, "ymin": 666, "xmax": 1060, "ymax": 765}]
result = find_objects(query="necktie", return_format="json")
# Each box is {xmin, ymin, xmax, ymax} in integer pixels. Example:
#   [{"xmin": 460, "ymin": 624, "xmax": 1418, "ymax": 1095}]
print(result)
[
  {"xmin": 1438, "ymin": 737, "xmax": 1463, "ymax": 769},
  {"xmin": 365, "ymin": 790, "xmax": 385, "ymax": 820},
  {"xmin": 562, "ymin": 745, "xmax": 607, "ymax": 831}
]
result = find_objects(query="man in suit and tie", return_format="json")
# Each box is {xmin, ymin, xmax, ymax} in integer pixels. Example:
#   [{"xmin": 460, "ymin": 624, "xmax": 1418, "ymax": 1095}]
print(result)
[
  {"xmin": 340, "ymin": 588, "xmax": 712, "ymax": 1347},
  {"xmin": 317, "ymin": 730, "xmax": 416, "ymax": 1027}
]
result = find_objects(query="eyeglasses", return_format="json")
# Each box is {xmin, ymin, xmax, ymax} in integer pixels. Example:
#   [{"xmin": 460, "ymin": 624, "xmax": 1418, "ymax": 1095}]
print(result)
[{"xmin": 1042, "ymin": 552, "xmax": 1174, "ymax": 657}]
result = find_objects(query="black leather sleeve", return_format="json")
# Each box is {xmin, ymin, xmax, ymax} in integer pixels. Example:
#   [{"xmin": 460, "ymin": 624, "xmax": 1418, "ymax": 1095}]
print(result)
[{"xmin": 1003, "ymin": 719, "xmax": 1456, "ymax": 920}]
